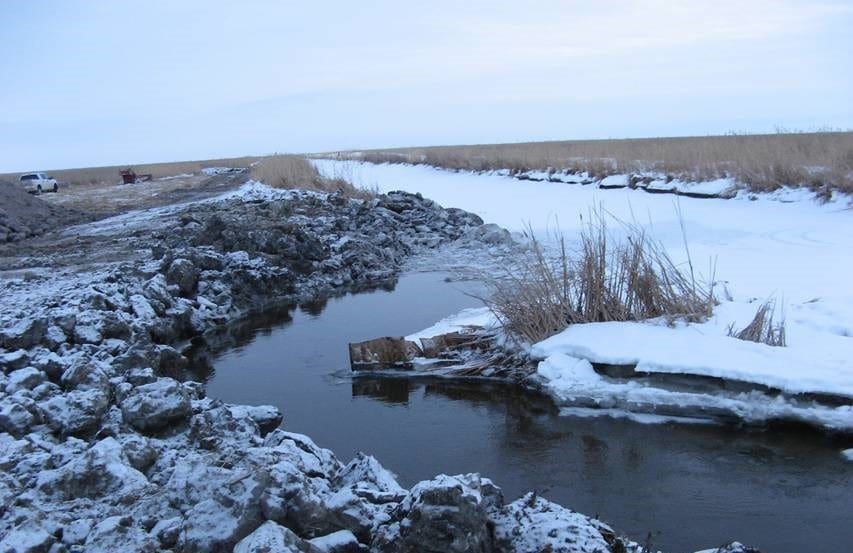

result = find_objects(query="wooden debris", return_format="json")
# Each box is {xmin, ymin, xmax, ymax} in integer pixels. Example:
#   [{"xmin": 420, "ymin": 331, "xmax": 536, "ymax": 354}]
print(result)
[
  {"xmin": 419, "ymin": 329, "xmax": 488, "ymax": 357},
  {"xmin": 348, "ymin": 337, "xmax": 422, "ymax": 371},
  {"xmin": 349, "ymin": 326, "xmax": 536, "ymax": 379}
]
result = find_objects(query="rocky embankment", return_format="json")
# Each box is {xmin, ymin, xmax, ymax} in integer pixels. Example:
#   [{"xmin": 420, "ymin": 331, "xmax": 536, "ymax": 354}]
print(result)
[{"xmin": 0, "ymin": 183, "xmax": 681, "ymax": 552}]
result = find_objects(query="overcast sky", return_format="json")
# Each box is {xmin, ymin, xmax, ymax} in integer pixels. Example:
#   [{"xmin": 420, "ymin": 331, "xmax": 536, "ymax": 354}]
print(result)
[{"xmin": 1, "ymin": 0, "xmax": 851, "ymax": 172}]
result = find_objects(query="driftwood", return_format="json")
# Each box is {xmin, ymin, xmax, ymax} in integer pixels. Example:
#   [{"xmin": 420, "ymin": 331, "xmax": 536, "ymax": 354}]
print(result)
[
  {"xmin": 348, "ymin": 326, "xmax": 527, "ymax": 378},
  {"xmin": 348, "ymin": 337, "xmax": 423, "ymax": 370},
  {"xmin": 348, "ymin": 320, "xmax": 539, "ymax": 380}
]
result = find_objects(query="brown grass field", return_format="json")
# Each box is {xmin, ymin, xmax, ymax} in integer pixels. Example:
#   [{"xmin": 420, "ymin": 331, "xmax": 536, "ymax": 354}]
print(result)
[{"xmin": 326, "ymin": 131, "xmax": 853, "ymax": 193}]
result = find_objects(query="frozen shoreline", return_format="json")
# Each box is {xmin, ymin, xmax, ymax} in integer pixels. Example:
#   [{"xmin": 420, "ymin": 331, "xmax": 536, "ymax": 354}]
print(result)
[{"xmin": 315, "ymin": 161, "xmax": 853, "ymax": 434}]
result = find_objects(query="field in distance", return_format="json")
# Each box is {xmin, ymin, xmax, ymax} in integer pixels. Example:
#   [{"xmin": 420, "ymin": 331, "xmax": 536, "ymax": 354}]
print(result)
[{"xmin": 326, "ymin": 131, "xmax": 853, "ymax": 194}]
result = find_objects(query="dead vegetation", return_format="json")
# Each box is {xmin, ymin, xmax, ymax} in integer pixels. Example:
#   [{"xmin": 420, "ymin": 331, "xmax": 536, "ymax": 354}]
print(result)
[
  {"xmin": 249, "ymin": 154, "xmax": 373, "ymax": 198},
  {"xmin": 327, "ymin": 131, "xmax": 853, "ymax": 193},
  {"xmin": 479, "ymin": 214, "xmax": 715, "ymax": 343},
  {"xmin": 728, "ymin": 298, "xmax": 787, "ymax": 347}
]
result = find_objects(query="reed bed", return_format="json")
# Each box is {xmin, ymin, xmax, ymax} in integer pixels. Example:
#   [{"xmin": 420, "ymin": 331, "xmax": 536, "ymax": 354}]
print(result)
[
  {"xmin": 250, "ymin": 155, "xmax": 373, "ymax": 198},
  {"xmin": 479, "ymin": 214, "xmax": 715, "ymax": 343},
  {"xmin": 330, "ymin": 131, "xmax": 853, "ymax": 193}
]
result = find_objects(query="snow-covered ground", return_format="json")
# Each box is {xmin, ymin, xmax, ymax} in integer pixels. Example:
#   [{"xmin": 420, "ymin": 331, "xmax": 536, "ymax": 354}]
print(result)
[{"xmin": 316, "ymin": 160, "xmax": 853, "ymax": 431}]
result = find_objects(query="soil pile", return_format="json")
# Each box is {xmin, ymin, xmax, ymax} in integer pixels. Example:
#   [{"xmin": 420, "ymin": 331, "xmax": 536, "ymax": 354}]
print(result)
[{"xmin": 0, "ymin": 180, "xmax": 90, "ymax": 242}]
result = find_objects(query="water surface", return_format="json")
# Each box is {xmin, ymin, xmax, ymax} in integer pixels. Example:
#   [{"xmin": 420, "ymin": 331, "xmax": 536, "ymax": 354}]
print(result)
[{"xmin": 202, "ymin": 272, "xmax": 852, "ymax": 553}]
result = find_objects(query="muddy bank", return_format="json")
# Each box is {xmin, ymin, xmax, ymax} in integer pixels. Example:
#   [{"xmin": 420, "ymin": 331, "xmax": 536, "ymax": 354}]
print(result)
[{"xmin": 0, "ymin": 182, "xmax": 680, "ymax": 552}]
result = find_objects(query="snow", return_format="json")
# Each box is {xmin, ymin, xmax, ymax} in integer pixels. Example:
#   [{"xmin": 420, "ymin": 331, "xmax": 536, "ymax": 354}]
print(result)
[
  {"xmin": 332, "ymin": 161, "xmax": 853, "ymax": 428},
  {"xmin": 532, "ymin": 319, "xmax": 853, "ymax": 397},
  {"xmin": 646, "ymin": 177, "xmax": 737, "ymax": 196},
  {"xmin": 599, "ymin": 174, "xmax": 629, "ymax": 187},
  {"xmin": 842, "ymin": 448, "xmax": 853, "ymax": 462},
  {"xmin": 309, "ymin": 529, "xmax": 359, "ymax": 551},
  {"xmin": 0, "ymin": 522, "xmax": 54, "ymax": 552},
  {"xmin": 200, "ymin": 166, "xmax": 242, "ymax": 175},
  {"xmin": 62, "ymin": 180, "xmax": 291, "ymax": 238},
  {"xmin": 406, "ymin": 306, "xmax": 496, "ymax": 342},
  {"xmin": 492, "ymin": 492, "xmax": 614, "ymax": 553}
]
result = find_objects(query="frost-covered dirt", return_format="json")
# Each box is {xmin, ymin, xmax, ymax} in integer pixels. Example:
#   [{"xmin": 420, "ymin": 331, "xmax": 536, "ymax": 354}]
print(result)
[
  {"xmin": 317, "ymin": 160, "xmax": 853, "ymax": 434},
  {"xmin": 0, "ymin": 181, "xmax": 675, "ymax": 552},
  {"xmin": 39, "ymin": 169, "xmax": 251, "ymax": 220}
]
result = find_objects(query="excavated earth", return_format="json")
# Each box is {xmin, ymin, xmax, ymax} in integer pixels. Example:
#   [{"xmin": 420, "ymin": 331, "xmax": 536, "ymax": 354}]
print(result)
[{"xmin": 0, "ymin": 181, "xmax": 91, "ymax": 244}]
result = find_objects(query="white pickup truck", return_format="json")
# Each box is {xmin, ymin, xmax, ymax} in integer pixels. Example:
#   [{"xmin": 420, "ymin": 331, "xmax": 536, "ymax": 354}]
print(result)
[{"xmin": 19, "ymin": 173, "xmax": 59, "ymax": 194}]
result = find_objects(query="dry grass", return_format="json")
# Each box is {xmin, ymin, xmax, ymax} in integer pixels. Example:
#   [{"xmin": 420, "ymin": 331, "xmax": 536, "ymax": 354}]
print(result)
[
  {"xmin": 328, "ymin": 131, "xmax": 853, "ymax": 193},
  {"xmin": 0, "ymin": 156, "xmax": 261, "ymax": 187},
  {"xmin": 250, "ymin": 154, "xmax": 373, "ymax": 198},
  {"xmin": 480, "ymin": 213, "xmax": 715, "ymax": 343},
  {"xmin": 728, "ymin": 298, "xmax": 786, "ymax": 347}
]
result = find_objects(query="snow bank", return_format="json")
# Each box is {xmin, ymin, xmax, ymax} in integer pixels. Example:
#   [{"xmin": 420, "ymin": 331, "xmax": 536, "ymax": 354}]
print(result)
[
  {"xmin": 535, "ymin": 351, "xmax": 853, "ymax": 431},
  {"xmin": 406, "ymin": 306, "xmax": 853, "ymax": 430},
  {"xmin": 532, "ymin": 318, "xmax": 853, "ymax": 397}
]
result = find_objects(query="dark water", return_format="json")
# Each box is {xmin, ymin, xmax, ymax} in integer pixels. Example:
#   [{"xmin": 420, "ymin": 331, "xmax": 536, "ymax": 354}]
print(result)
[{"xmin": 201, "ymin": 272, "xmax": 853, "ymax": 553}]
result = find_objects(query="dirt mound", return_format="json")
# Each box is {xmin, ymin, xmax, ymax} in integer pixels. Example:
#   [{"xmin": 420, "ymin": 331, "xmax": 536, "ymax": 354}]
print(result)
[{"xmin": 0, "ymin": 180, "xmax": 90, "ymax": 242}]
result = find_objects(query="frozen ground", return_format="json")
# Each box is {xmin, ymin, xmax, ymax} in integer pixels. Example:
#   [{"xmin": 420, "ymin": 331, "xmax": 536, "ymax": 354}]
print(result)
[
  {"xmin": 318, "ymin": 160, "xmax": 853, "ymax": 431},
  {"xmin": 39, "ymin": 169, "xmax": 250, "ymax": 219}
]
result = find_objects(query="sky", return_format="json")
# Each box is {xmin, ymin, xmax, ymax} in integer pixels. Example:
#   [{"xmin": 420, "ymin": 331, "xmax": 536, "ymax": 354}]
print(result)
[{"xmin": 1, "ymin": 0, "xmax": 851, "ymax": 172}]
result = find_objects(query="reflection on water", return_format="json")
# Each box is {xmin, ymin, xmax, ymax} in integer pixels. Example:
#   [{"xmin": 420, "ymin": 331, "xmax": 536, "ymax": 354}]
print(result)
[
  {"xmin": 352, "ymin": 378, "xmax": 414, "ymax": 405},
  {"xmin": 197, "ymin": 272, "xmax": 853, "ymax": 553}
]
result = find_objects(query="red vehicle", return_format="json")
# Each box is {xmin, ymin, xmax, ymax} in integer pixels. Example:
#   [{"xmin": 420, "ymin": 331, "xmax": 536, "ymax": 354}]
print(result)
[{"xmin": 120, "ymin": 168, "xmax": 153, "ymax": 184}]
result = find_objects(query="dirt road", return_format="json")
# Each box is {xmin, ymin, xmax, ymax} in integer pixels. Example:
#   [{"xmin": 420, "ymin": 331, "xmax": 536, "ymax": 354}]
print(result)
[{"xmin": 41, "ymin": 170, "xmax": 251, "ymax": 219}]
